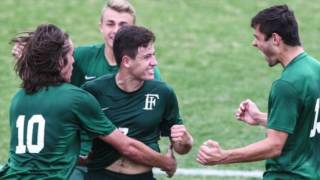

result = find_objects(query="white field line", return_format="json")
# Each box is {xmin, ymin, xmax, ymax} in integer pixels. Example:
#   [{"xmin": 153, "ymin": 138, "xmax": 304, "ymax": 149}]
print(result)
[
  {"xmin": 153, "ymin": 168, "xmax": 263, "ymax": 178},
  {"xmin": 0, "ymin": 164, "xmax": 263, "ymax": 178}
]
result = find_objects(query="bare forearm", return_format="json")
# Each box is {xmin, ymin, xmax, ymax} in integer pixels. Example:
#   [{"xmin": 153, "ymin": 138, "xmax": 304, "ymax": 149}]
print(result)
[
  {"xmin": 99, "ymin": 130, "xmax": 174, "ymax": 170},
  {"xmin": 220, "ymin": 138, "xmax": 280, "ymax": 164},
  {"xmin": 219, "ymin": 129, "xmax": 287, "ymax": 164},
  {"xmin": 197, "ymin": 130, "xmax": 287, "ymax": 166},
  {"xmin": 123, "ymin": 138, "xmax": 169, "ymax": 168}
]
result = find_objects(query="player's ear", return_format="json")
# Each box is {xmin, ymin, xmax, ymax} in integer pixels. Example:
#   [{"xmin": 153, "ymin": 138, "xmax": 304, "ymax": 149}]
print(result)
[
  {"xmin": 58, "ymin": 57, "xmax": 66, "ymax": 69},
  {"xmin": 271, "ymin": 33, "xmax": 282, "ymax": 46},
  {"xmin": 122, "ymin": 55, "xmax": 131, "ymax": 68}
]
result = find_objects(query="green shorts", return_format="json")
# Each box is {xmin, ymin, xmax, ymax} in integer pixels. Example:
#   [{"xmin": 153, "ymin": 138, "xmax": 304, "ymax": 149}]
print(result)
[{"xmin": 85, "ymin": 168, "xmax": 156, "ymax": 180}]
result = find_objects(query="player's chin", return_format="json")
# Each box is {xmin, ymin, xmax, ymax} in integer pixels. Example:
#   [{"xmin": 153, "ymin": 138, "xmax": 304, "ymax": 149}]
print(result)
[
  {"xmin": 107, "ymin": 39, "xmax": 114, "ymax": 48},
  {"xmin": 143, "ymin": 73, "xmax": 154, "ymax": 80}
]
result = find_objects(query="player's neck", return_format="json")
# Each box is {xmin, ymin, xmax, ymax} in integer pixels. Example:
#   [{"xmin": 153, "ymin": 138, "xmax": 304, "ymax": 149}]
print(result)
[
  {"xmin": 279, "ymin": 45, "xmax": 304, "ymax": 67},
  {"xmin": 115, "ymin": 72, "xmax": 144, "ymax": 93},
  {"xmin": 105, "ymin": 46, "xmax": 117, "ymax": 66}
]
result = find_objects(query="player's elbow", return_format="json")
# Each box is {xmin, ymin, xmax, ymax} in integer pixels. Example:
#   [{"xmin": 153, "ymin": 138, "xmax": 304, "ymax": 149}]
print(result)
[
  {"xmin": 266, "ymin": 129, "xmax": 287, "ymax": 158},
  {"xmin": 269, "ymin": 141, "xmax": 284, "ymax": 157}
]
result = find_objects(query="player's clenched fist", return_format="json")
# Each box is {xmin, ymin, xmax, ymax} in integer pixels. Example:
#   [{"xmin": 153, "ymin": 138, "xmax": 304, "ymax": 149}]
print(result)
[
  {"xmin": 171, "ymin": 125, "xmax": 192, "ymax": 144},
  {"xmin": 197, "ymin": 140, "xmax": 226, "ymax": 165},
  {"xmin": 235, "ymin": 99, "xmax": 267, "ymax": 127},
  {"xmin": 170, "ymin": 125, "xmax": 193, "ymax": 154}
]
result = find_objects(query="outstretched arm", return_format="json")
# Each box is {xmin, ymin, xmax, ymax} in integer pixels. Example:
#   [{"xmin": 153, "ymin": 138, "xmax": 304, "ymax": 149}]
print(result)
[
  {"xmin": 170, "ymin": 125, "xmax": 193, "ymax": 154},
  {"xmin": 235, "ymin": 99, "xmax": 267, "ymax": 127},
  {"xmin": 99, "ymin": 130, "xmax": 176, "ymax": 177},
  {"xmin": 197, "ymin": 129, "xmax": 287, "ymax": 165}
]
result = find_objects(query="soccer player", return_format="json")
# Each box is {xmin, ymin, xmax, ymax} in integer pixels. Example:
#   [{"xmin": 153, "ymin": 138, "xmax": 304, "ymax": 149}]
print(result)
[
  {"xmin": 83, "ymin": 25, "xmax": 193, "ymax": 180},
  {"xmin": 0, "ymin": 24, "xmax": 176, "ymax": 180},
  {"xmin": 71, "ymin": 0, "xmax": 161, "ymax": 87},
  {"xmin": 197, "ymin": 5, "xmax": 320, "ymax": 179},
  {"xmin": 71, "ymin": 1, "xmax": 163, "ymax": 178}
]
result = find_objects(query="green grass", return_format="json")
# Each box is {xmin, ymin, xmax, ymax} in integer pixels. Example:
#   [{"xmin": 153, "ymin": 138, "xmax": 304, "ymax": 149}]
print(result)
[
  {"xmin": 1, "ymin": 0, "xmax": 320, "ymax": 179},
  {"xmin": 155, "ymin": 175, "xmax": 260, "ymax": 180}
]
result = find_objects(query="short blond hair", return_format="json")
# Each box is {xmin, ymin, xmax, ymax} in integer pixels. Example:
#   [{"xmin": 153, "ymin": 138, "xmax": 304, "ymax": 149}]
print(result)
[{"xmin": 100, "ymin": 0, "xmax": 136, "ymax": 23}]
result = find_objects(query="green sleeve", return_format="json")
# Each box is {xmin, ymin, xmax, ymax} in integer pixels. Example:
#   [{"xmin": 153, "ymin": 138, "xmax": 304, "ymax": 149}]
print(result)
[
  {"xmin": 72, "ymin": 90, "xmax": 116, "ymax": 137},
  {"xmin": 160, "ymin": 86, "xmax": 183, "ymax": 136},
  {"xmin": 267, "ymin": 80, "xmax": 300, "ymax": 134}
]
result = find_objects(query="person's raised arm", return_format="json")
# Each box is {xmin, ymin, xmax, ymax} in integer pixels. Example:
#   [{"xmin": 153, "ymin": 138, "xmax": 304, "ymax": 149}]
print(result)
[{"xmin": 197, "ymin": 129, "xmax": 287, "ymax": 165}]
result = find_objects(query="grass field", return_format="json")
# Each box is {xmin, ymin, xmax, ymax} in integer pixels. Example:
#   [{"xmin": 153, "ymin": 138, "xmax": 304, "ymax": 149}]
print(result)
[{"xmin": 1, "ymin": 0, "xmax": 320, "ymax": 179}]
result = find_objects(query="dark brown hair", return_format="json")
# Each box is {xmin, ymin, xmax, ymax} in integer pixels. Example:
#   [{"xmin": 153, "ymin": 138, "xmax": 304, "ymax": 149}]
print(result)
[
  {"xmin": 251, "ymin": 4, "xmax": 301, "ymax": 46},
  {"xmin": 113, "ymin": 25, "xmax": 155, "ymax": 66},
  {"xmin": 12, "ymin": 24, "xmax": 71, "ymax": 94}
]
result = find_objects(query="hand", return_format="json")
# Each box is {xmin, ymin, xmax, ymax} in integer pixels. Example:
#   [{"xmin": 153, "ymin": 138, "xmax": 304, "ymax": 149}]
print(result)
[
  {"xmin": 161, "ymin": 144, "xmax": 177, "ymax": 178},
  {"xmin": 197, "ymin": 140, "xmax": 226, "ymax": 165},
  {"xmin": 12, "ymin": 42, "xmax": 25, "ymax": 60},
  {"xmin": 171, "ymin": 125, "xmax": 193, "ymax": 146},
  {"xmin": 235, "ymin": 99, "xmax": 262, "ymax": 126}
]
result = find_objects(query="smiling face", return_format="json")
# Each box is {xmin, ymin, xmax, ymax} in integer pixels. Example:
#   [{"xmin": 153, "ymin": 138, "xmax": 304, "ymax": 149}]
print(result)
[
  {"xmin": 252, "ymin": 25, "xmax": 280, "ymax": 67},
  {"xmin": 99, "ymin": 8, "xmax": 134, "ymax": 49},
  {"xmin": 125, "ymin": 42, "xmax": 157, "ymax": 81}
]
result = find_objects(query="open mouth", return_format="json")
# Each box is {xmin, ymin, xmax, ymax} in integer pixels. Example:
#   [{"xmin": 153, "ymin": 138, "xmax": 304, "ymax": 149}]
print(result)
[{"xmin": 147, "ymin": 69, "xmax": 154, "ymax": 74}]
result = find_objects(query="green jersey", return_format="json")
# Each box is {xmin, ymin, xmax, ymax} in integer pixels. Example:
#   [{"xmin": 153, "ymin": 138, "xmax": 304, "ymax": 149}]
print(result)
[
  {"xmin": 0, "ymin": 84, "xmax": 116, "ymax": 180},
  {"xmin": 71, "ymin": 43, "xmax": 162, "ymax": 156},
  {"xmin": 264, "ymin": 52, "xmax": 320, "ymax": 180},
  {"xmin": 82, "ymin": 74, "xmax": 183, "ymax": 170}
]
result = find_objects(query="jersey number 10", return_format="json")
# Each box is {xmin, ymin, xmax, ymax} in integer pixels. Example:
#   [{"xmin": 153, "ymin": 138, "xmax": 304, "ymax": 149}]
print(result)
[
  {"xmin": 310, "ymin": 98, "xmax": 320, "ymax": 138},
  {"xmin": 15, "ymin": 115, "xmax": 45, "ymax": 154}
]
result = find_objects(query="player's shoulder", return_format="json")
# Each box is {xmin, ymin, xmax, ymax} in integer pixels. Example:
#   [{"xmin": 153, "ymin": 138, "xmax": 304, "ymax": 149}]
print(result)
[
  {"xmin": 74, "ymin": 43, "xmax": 104, "ymax": 61},
  {"xmin": 11, "ymin": 88, "xmax": 26, "ymax": 105},
  {"xmin": 84, "ymin": 74, "xmax": 113, "ymax": 87},
  {"xmin": 283, "ymin": 53, "xmax": 320, "ymax": 75},
  {"xmin": 82, "ymin": 74, "xmax": 114, "ymax": 93},
  {"xmin": 279, "ymin": 53, "xmax": 320, "ymax": 88},
  {"xmin": 59, "ymin": 83, "xmax": 100, "ymax": 106},
  {"xmin": 52, "ymin": 84, "xmax": 96, "ymax": 101},
  {"xmin": 146, "ymin": 80, "xmax": 175, "ymax": 93},
  {"xmin": 75, "ymin": 43, "xmax": 104, "ymax": 52},
  {"xmin": 59, "ymin": 82, "xmax": 83, "ymax": 90}
]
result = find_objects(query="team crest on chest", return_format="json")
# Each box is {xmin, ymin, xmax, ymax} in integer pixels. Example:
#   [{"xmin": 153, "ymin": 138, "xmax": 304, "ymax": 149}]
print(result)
[{"xmin": 143, "ymin": 94, "xmax": 159, "ymax": 110}]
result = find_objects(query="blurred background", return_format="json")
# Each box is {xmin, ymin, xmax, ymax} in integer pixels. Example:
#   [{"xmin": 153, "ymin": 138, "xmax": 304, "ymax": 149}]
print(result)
[{"xmin": 1, "ymin": 0, "xmax": 319, "ymax": 179}]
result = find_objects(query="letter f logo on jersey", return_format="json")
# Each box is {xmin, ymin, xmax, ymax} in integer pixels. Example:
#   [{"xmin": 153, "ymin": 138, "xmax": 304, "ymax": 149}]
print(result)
[{"xmin": 143, "ymin": 94, "xmax": 159, "ymax": 110}]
